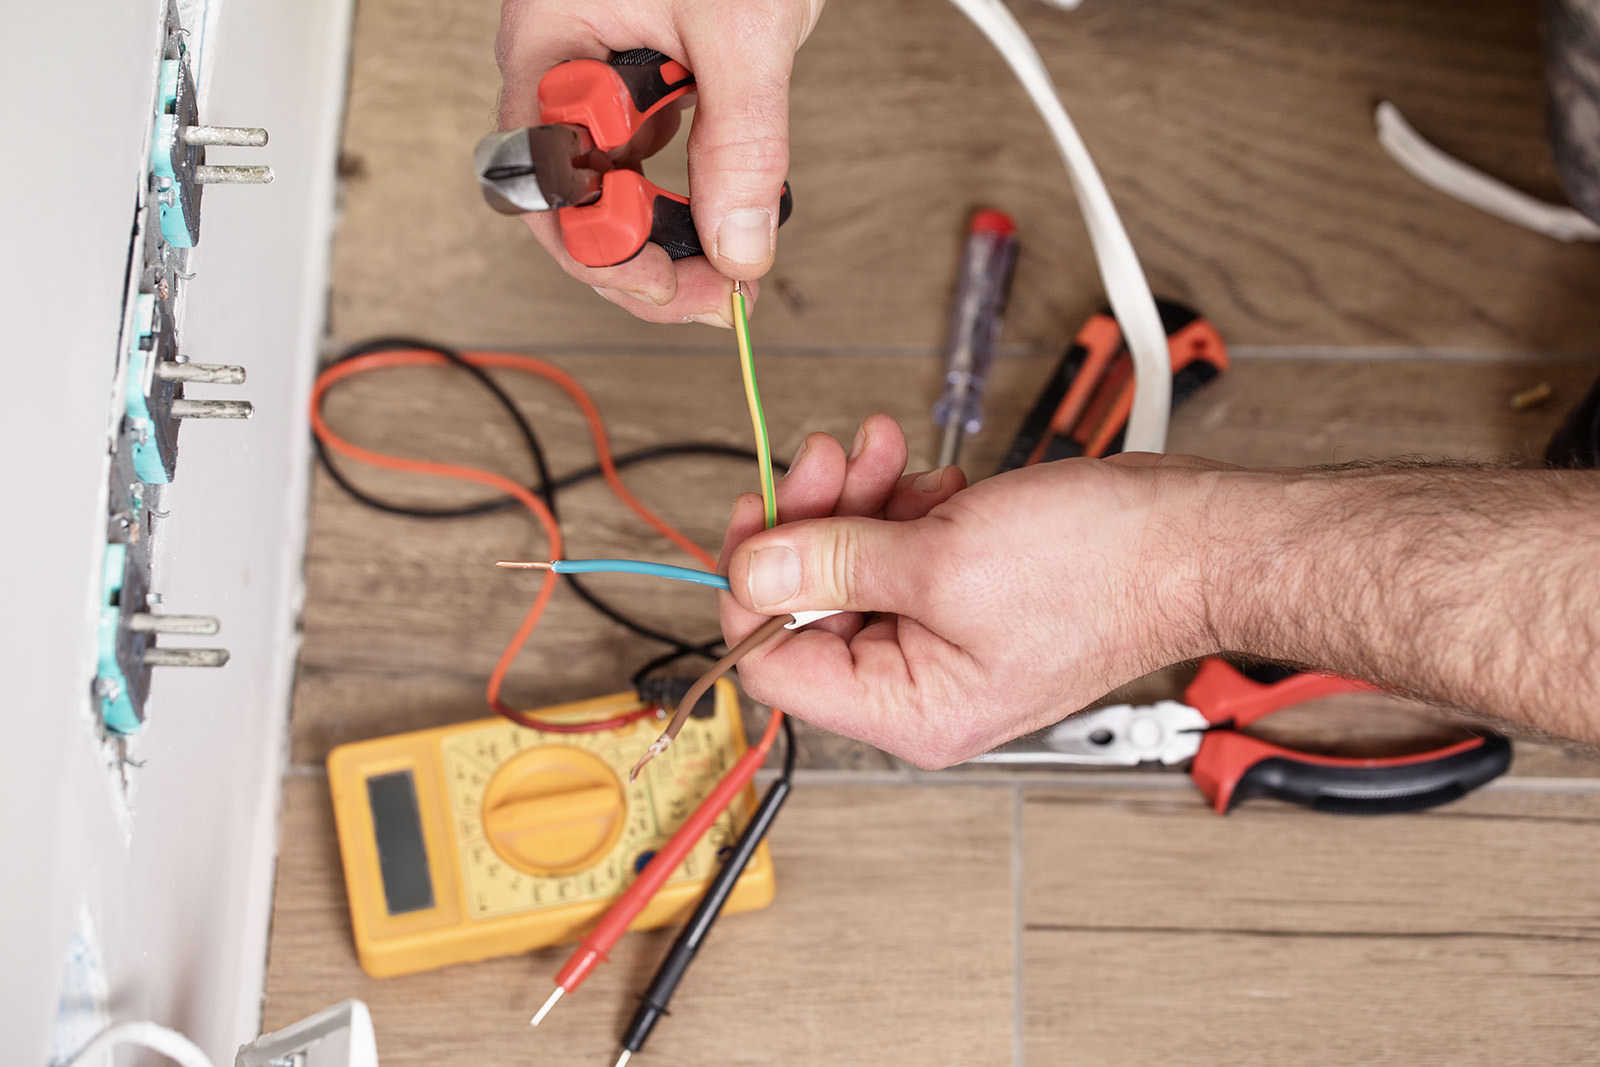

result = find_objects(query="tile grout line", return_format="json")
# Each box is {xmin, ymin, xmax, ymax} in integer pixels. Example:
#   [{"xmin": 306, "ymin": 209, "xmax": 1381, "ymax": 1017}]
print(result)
[
  {"xmin": 1012, "ymin": 782, "xmax": 1025, "ymax": 1067},
  {"xmin": 282, "ymin": 761, "xmax": 1600, "ymax": 792},
  {"xmin": 318, "ymin": 338, "xmax": 1600, "ymax": 364}
]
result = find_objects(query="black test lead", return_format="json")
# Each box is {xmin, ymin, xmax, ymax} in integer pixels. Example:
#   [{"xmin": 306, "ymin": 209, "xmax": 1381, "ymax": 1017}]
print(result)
[{"xmin": 611, "ymin": 717, "xmax": 797, "ymax": 1065}]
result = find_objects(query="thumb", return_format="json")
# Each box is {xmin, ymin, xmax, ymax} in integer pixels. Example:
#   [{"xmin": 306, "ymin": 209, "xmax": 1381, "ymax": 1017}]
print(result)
[
  {"xmin": 727, "ymin": 516, "xmax": 935, "ymax": 616},
  {"xmin": 678, "ymin": 2, "xmax": 811, "ymax": 279}
]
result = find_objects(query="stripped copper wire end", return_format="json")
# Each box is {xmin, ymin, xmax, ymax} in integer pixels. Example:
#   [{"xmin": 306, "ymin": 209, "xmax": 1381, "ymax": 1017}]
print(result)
[
  {"xmin": 629, "ymin": 614, "xmax": 793, "ymax": 782},
  {"xmin": 629, "ymin": 736, "xmax": 672, "ymax": 782},
  {"xmin": 496, "ymin": 559, "xmax": 553, "ymax": 570}
]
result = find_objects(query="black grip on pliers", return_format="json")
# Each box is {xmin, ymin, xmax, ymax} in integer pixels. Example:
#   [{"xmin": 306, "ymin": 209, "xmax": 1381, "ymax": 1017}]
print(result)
[{"xmin": 1226, "ymin": 734, "xmax": 1513, "ymax": 815}]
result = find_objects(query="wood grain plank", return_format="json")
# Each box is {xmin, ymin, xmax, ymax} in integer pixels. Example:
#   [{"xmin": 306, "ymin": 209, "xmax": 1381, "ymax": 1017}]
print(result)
[
  {"xmin": 1022, "ymin": 786, "xmax": 1600, "ymax": 1065},
  {"xmin": 330, "ymin": 0, "xmax": 1600, "ymax": 355},
  {"xmin": 262, "ymin": 779, "xmax": 1014, "ymax": 1065}
]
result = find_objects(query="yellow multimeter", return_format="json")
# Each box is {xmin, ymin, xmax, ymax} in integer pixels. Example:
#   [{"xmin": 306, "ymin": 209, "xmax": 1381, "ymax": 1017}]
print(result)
[{"xmin": 327, "ymin": 680, "xmax": 776, "ymax": 978}]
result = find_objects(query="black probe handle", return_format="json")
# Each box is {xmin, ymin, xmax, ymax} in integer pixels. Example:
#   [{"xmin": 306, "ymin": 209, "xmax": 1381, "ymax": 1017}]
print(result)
[
  {"xmin": 621, "ymin": 776, "xmax": 792, "ymax": 1053},
  {"xmin": 1223, "ymin": 734, "xmax": 1513, "ymax": 815}
]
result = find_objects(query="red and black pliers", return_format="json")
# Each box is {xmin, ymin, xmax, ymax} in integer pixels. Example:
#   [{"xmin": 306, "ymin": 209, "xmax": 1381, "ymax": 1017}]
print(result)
[
  {"xmin": 971, "ymin": 658, "xmax": 1511, "ymax": 814},
  {"xmin": 474, "ymin": 48, "xmax": 794, "ymax": 268}
]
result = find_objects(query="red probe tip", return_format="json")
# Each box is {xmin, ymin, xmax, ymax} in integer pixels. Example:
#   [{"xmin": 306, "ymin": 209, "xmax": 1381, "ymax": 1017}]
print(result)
[{"xmin": 969, "ymin": 208, "xmax": 1016, "ymax": 236}]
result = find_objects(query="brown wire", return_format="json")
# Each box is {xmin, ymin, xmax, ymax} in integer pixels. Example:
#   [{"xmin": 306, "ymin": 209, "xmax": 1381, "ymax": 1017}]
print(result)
[{"xmin": 629, "ymin": 613, "xmax": 794, "ymax": 781}]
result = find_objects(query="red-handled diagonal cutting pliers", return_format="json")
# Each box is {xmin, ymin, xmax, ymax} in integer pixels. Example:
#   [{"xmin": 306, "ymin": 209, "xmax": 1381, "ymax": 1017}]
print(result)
[
  {"xmin": 971, "ymin": 658, "xmax": 1511, "ymax": 814},
  {"xmin": 474, "ymin": 48, "xmax": 794, "ymax": 268}
]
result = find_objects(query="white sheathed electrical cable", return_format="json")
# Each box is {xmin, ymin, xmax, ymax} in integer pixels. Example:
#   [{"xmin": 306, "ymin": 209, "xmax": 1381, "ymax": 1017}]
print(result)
[
  {"xmin": 947, "ymin": 0, "xmax": 1171, "ymax": 453},
  {"xmin": 1375, "ymin": 101, "xmax": 1600, "ymax": 243},
  {"xmin": 65, "ymin": 1021, "xmax": 217, "ymax": 1067}
]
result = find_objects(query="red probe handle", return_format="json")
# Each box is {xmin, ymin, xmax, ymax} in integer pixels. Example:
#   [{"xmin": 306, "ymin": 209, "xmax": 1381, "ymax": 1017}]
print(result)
[
  {"xmin": 538, "ymin": 49, "xmax": 795, "ymax": 267},
  {"xmin": 553, "ymin": 741, "xmax": 767, "ymax": 993},
  {"xmin": 1183, "ymin": 657, "xmax": 1372, "ymax": 729}
]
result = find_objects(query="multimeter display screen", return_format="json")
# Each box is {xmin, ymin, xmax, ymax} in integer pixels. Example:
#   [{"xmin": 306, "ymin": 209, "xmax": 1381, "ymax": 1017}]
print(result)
[{"xmin": 366, "ymin": 770, "xmax": 434, "ymax": 915}]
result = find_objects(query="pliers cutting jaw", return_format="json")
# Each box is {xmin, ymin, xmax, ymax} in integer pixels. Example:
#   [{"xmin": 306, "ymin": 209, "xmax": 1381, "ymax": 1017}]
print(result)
[
  {"xmin": 474, "ymin": 49, "xmax": 792, "ymax": 269},
  {"xmin": 976, "ymin": 701, "xmax": 1207, "ymax": 768},
  {"xmin": 967, "ymin": 659, "xmax": 1511, "ymax": 815},
  {"xmin": 473, "ymin": 125, "xmax": 602, "ymax": 215}
]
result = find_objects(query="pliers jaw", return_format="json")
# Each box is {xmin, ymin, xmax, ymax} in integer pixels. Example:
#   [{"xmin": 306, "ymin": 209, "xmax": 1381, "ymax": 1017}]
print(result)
[
  {"xmin": 473, "ymin": 49, "xmax": 794, "ymax": 268},
  {"xmin": 967, "ymin": 659, "xmax": 1511, "ymax": 816},
  {"xmin": 970, "ymin": 701, "xmax": 1207, "ymax": 768},
  {"xmin": 474, "ymin": 125, "xmax": 602, "ymax": 216}
]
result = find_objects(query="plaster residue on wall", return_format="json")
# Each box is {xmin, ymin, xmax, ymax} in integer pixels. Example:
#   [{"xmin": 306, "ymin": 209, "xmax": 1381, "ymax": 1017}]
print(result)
[{"xmin": 47, "ymin": 909, "xmax": 111, "ymax": 1067}]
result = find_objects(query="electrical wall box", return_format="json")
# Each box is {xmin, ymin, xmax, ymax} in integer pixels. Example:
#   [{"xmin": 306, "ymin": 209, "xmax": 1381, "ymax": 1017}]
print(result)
[
  {"xmin": 327, "ymin": 681, "xmax": 777, "ymax": 978},
  {"xmin": 93, "ymin": 1, "xmax": 271, "ymax": 733}
]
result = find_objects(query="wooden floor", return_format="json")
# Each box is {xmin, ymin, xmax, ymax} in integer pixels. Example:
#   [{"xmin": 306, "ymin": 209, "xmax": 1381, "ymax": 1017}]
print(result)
[{"xmin": 266, "ymin": 0, "xmax": 1600, "ymax": 1062}]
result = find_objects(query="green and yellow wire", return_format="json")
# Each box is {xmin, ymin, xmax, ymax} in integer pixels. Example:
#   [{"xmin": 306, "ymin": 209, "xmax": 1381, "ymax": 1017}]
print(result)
[{"xmin": 733, "ymin": 282, "xmax": 778, "ymax": 530}]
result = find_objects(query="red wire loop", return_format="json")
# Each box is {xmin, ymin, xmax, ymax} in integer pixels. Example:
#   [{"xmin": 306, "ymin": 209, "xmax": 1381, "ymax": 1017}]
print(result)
[
  {"xmin": 310, "ymin": 345, "xmax": 786, "ymax": 996},
  {"xmin": 309, "ymin": 348, "xmax": 712, "ymax": 731}
]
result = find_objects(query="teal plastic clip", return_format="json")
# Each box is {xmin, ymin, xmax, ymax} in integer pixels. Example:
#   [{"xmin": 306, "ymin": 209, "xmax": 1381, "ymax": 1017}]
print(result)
[{"xmin": 95, "ymin": 543, "xmax": 140, "ymax": 733}]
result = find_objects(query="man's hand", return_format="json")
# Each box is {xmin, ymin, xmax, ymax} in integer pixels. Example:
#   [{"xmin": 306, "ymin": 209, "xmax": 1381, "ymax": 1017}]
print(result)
[
  {"xmin": 721, "ymin": 415, "xmax": 1600, "ymax": 765},
  {"xmin": 496, "ymin": 0, "xmax": 824, "ymax": 325},
  {"xmin": 717, "ymin": 415, "xmax": 1219, "ymax": 768}
]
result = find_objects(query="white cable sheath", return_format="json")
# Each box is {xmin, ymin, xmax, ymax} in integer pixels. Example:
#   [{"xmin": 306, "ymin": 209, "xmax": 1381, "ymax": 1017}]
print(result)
[
  {"xmin": 64, "ymin": 1021, "xmax": 217, "ymax": 1067},
  {"xmin": 1375, "ymin": 101, "xmax": 1600, "ymax": 243},
  {"xmin": 947, "ymin": 0, "xmax": 1171, "ymax": 453}
]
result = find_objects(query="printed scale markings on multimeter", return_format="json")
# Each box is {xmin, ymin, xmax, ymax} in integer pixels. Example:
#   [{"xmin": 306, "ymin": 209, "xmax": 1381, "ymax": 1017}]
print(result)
[
  {"xmin": 329, "ymin": 680, "xmax": 776, "ymax": 978},
  {"xmin": 446, "ymin": 712, "xmax": 726, "ymax": 917}
]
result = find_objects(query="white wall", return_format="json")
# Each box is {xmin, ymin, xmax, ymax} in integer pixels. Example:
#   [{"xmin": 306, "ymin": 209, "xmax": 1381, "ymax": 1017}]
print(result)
[{"xmin": 1, "ymin": 0, "xmax": 351, "ymax": 1061}]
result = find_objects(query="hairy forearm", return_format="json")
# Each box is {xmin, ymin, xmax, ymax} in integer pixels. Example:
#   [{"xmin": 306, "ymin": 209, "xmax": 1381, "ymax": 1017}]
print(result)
[{"xmin": 1196, "ymin": 464, "xmax": 1600, "ymax": 746}]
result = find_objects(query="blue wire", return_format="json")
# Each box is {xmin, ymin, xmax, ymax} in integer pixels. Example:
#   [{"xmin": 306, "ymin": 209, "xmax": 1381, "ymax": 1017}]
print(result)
[{"xmin": 550, "ymin": 558, "xmax": 731, "ymax": 592}]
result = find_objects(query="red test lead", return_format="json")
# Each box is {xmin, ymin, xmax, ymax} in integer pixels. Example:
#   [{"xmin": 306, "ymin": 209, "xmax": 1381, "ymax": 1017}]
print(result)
[{"xmin": 528, "ymin": 711, "xmax": 785, "ymax": 1027}]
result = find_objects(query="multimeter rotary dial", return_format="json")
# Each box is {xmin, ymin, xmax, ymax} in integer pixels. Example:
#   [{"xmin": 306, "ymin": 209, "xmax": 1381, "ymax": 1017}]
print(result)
[{"xmin": 480, "ymin": 745, "xmax": 627, "ymax": 877}]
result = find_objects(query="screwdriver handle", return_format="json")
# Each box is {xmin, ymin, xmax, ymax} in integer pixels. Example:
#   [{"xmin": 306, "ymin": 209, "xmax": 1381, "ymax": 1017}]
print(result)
[{"xmin": 933, "ymin": 210, "xmax": 1018, "ymax": 465}]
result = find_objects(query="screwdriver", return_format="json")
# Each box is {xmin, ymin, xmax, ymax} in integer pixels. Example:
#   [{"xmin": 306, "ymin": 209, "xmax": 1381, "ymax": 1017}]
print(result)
[{"xmin": 932, "ymin": 209, "xmax": 1018, "ymax": 469}]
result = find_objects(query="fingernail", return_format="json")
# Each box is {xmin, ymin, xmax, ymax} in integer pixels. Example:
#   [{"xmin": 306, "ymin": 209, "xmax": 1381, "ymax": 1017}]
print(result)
[
  {"xmin": 592, "ymin": 285, "xmax": 622, "ymax": 305},
  {"xmin": 688, "ymin": 311, "xmax": 733, "ymax": 328},
  {"xmin": 848, "ymin": 423, "xmax": 868, "ymax": 461},
  {"xmin": 915, "ymin": 467, "xmax": 947, "ymax": 492},
  {"xmin": 747, "ymin": 545, "xmax": 801, "ymax": 609},
  {"xmin": 716, "ymin": 208, "xmax": 773, "ymax": 266},
  {"xmin": 782, "ymin": 439, "xmax": 810, "ymax": 479}
]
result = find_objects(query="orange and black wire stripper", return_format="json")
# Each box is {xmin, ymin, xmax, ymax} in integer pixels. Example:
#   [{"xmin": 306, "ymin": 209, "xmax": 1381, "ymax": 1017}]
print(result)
[
  {"xmin": 474, "ymin": 49, "xmax": 794, "ymax": 268},
  {"xmin": 997, "ymin": 299, "xmax": 1229, "ymax": 471}
]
